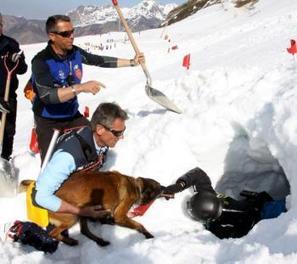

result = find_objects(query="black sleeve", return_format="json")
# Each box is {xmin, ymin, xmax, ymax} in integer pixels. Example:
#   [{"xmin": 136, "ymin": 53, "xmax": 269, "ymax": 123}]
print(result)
[
  {"xmin": 15, "ymin": 52, "xmax": 28, "ymax": 75},
  {"xmin": 4, "ymin": 37, "xmax": 27, "ymax": 75},
  {"xmin": 31, "ymin": 57, "xmax": 60, "ymax": 104},
  {"xmin": 177, "ymin": 167, "xmax": 216, "ymax": 194},
  {"xmin": 12, "ymin": 41, "xmax": 27, "ymax": 75},
  {"xmin": 77, "ymin": 46, "xmax": 118, "ymax": 68}
]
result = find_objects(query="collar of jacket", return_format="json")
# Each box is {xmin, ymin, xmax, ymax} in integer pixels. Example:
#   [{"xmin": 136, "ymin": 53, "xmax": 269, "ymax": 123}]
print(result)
[{"xmin": 46, "ymin": 41, "xmax": 77, "ymax": 61}]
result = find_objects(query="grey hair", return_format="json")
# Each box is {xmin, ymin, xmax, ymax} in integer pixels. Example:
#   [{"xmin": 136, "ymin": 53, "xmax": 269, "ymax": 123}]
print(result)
[{"xmin": 90, "ymin": 102, "xmax": 128, "ymax": 131}]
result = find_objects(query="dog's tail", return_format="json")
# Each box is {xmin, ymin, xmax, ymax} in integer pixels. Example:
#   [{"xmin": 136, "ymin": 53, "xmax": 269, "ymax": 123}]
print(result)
[{"xmin": 19, "ymin": 180, "xmax": 35, "ymax": 193}]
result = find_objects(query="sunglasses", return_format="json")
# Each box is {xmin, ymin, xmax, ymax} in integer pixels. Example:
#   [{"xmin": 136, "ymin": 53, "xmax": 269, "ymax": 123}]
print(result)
[
  {"xmin": 52, "ymin": 29, "xmax": 74, "ymax": 38},
  {"xmin": 100, "ymin": 124, "xmax": 126, "ymax": 138}
]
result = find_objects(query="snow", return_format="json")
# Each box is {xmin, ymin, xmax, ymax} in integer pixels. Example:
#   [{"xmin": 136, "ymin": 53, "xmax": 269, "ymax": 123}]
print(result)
[
  {"xmin": 69, "ymin": 0, "xmax": 177, "ymax": 27},
  {"xmin": 1, "ymin": 0, "xmax": 297, "ymax": 262}
]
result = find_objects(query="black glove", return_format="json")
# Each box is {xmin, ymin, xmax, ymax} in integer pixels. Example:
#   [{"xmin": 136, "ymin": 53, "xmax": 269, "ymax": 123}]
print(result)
[{"xmin": 162, "ymin": 180, "xmax": 186, "ymax": 199}]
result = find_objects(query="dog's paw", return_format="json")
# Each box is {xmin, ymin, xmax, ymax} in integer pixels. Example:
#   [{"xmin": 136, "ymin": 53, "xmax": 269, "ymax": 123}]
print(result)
[
  {"xmin": 96, "ymin": 239, "xmax": 110, "ymax": 247},
  {"xmin": 144, "ymin": 232, "xmax": 154, "ymax": 239},
  {"xmin": 62, "ymin": 236, "xmax": 79, "ymax": 246}
]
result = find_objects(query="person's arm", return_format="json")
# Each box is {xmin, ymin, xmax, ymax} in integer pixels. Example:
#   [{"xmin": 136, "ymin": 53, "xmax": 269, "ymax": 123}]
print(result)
[
  {"xmin": 162, "ymin": 167, "xmax": 216, "ymax": 198},
  {"xmin": 14, "ymin": 52, "xmax": 27, "ymax": 75},
  {"xmin": 7, "ymin": 38, "xmax": 27, "ymax": 74},
  {"xmin": 78, "ymin": 46, "xmax": 145, "ymax": 68},
  {"xmin": 179, "ymin": 167, "xmax": 216, "ymax": 194},
  {"xmin": 35, "ymin": 150, "xmax": 77, "ymax": 212},
  {"xmin": 32, "ymin": 57, "xmax": 104, "ymax": 104},
  {"xmin": 35, "ymin": 150, "xmax": 110, "ymax": 218}
]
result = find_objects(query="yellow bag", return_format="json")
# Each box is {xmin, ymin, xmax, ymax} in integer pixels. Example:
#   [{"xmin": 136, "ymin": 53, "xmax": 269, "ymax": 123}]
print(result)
[{"xmin": 26, "ymin": 181, "xmax": 49, "ymax": 228}]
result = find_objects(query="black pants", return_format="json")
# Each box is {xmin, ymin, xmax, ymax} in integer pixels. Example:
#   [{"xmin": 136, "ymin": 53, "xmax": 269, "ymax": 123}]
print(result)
[
  {"xmin": 34, "ymin": 113, "xmax": 90, "ymax": 164},
  {"xmin": 1, "ymin": 98, "xmax": 17, "ymax": 160}
]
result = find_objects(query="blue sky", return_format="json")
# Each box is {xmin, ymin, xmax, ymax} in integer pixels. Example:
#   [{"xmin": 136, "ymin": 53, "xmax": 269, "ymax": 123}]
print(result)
[{"xmin": 1, "ymin": 0, "xmax": 185, "ymax": 19}]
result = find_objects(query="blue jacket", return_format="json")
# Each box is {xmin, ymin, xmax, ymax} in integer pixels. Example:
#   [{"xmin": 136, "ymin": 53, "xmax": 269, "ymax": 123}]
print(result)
[{"xmin": 31, "ymin": 42, "xmax": 118, "ymax": 119}]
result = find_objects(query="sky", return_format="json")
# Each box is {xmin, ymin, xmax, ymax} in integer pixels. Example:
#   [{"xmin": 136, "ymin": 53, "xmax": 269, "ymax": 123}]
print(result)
[
  {"xmin": 2, "ymin": 0, "xmax": 297, "ymax": 262},
  {"xmin": 1, "ymin": 0, "xmax": 185, "ymax": 19}
]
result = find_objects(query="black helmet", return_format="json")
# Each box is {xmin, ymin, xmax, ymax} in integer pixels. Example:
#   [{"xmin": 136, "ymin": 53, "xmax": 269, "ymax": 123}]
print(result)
[{"xmin": 187, "ymin": 191, "xmax": 223, "ymax": 222}]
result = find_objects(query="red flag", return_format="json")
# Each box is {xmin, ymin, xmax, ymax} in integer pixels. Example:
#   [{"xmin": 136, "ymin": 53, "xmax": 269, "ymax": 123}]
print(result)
[
  {"xmin": 287, "ymin": 39, "xmax": 297, "ymax": 55},
  {"xmin": 182, "ymin": 54, "xmax": 191, "ymax": 70},
  {"xmin": 29, "ymin": 128, "xmax": 40, "ymax": 154}
]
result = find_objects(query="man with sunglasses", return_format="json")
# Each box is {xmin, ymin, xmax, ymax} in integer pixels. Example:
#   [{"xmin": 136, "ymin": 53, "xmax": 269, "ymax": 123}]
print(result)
[
  {"xmin": 0, "ymin": 13, "xmax": 28, "ymax": 160},
  {"xmin": 31, "ymin": 15, "xmax": 144, "ymax": 164},
  {"xmin": 34, "ymin": 102, "xmax": 128, "ymax": 218},
  {"xmin": 162, "ymin": 167, "xmax": 287, "ymax": 239}
]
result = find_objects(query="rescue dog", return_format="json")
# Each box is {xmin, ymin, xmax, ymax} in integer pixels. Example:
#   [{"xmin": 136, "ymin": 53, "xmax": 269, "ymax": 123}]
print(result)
[{"xmin": 21, "ymin": 170, "xmax": 163, "ymax": 247}]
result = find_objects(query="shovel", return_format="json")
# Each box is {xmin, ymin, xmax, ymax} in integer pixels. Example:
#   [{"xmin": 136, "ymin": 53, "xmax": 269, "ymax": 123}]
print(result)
[
  {"xmin": 0, "ymin": 53, "xmax": 20, "ymax": 197},
  {"xmin": 112, "ymin": 0, "xmax": 182, "ymax": 114}
]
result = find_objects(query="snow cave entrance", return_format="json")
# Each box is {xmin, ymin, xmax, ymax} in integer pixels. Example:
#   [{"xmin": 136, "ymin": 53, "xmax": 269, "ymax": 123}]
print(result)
[{"xmin": 215, "ymin": 133, "xmax": 290, "ymax": 200}]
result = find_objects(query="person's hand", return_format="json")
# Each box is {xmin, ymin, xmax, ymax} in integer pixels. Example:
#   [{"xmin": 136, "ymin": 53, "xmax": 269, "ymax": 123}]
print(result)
[
  {"xmin": 78, "ymin": 205, "xmax": 111, "ymax": 219},
  {"xmin": 0, "ymin": 98, "xmax": 11, "ymax": 113},
  {"xmin": 161, "ymin": 181, "xmax": 186, "ymax": 200},
  {"xmin": 80, "ymin": 80, "xmax": 106, "ymax": 95},
  {"xmin": 10, "ymin": 51, "xmax": 24, "ymax": 63},
  {"xmin": 133, "ymin": 52, "xmax": 145, "ymax": 66}
]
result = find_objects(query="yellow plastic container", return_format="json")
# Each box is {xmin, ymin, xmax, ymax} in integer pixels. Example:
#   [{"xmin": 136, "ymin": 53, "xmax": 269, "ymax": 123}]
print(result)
[{"xmin": 26, "ymin": 181, "xmax": 49, "ymax": 228}]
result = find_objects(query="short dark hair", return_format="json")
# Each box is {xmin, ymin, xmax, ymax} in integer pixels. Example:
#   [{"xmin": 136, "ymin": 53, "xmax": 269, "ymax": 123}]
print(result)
[
  {"xmin": 90, "ymin": 102, "xmax": 128, "ymax": 131},
  {"xmin": 46, "ymin": 15, "xmax": 71, "ymax": 34}
]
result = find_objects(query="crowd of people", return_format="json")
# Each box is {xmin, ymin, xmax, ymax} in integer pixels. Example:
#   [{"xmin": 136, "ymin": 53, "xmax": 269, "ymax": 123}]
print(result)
[{"xmin": 0, "ymin": 12, "xmax": 288, "ymax": 248}]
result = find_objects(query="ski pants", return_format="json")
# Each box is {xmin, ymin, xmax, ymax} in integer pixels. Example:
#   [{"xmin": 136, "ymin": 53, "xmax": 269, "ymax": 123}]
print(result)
[
  {"xmin": 1, "ymin": 98, "xmax": 17, "ymax": 160},
  {"xmin": 34, "ymin": 113, "xmax": 90, "ymax": 165}
]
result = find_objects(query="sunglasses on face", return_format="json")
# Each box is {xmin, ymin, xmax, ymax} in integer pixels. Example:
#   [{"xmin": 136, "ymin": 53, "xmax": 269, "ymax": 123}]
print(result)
[
  {"xmin": 52, "ymin": 29, "xmax": 74, "ymax": 38},
  {"xmin": 100, "ymin": 124, "xmax": 126, "ymax": 138}
]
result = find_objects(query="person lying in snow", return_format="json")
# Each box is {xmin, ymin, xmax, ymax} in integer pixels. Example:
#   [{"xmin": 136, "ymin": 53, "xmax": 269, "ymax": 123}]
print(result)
[{"xmin": 162, "ymin": 167, "xmax": 287, "ymax": 239}]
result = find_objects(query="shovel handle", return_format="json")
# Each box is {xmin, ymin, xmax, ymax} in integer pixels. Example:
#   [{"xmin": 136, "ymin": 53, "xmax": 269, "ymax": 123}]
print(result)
[
  {"xmin": 112, "ymin": 1, "xmax": 141, "ymax": 55},
  {"xmin": 112, "ymin": 0, "xmax": 152, "ymax": 84}
]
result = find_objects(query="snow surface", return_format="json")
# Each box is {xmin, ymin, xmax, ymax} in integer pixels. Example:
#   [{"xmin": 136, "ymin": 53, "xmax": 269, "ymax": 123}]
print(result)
[{"xmin": 1, "ymin": 0, "xmax": 297, "ymax": 262}]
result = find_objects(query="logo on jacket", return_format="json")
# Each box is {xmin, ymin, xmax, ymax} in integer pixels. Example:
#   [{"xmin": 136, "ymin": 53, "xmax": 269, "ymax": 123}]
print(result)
[
  {"xmin": 74, "ymin": 64, "xmax": 82, "ymax": 80},
  {"xmin": 58, "ymin": 70, "xmax": 66, "ymax": 80}
]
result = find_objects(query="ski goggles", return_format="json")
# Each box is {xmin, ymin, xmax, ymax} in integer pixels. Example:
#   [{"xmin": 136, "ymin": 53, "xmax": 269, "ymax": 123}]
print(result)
[{"xmin": 52, "ymin": 29, "xmax": 75, "ymax": 38}]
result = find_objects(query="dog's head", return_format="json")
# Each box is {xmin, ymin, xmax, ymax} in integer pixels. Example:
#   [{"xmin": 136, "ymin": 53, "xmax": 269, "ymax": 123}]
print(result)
[{"xmin": 136, "ymin": 177, "xmax": 163, "ymax": 205}]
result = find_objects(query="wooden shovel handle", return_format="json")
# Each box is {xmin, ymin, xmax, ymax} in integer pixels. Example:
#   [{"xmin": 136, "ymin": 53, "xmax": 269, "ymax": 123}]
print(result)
[{"xmin": 112, "ymin": 0, "xmax": 141, "ymax": 55}]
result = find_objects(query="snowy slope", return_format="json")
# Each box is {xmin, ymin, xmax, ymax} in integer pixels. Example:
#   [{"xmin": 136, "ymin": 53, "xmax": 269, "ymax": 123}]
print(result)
[{"xmin": 1, "ymin": 0, "xmax": 297, "ymax": 263}]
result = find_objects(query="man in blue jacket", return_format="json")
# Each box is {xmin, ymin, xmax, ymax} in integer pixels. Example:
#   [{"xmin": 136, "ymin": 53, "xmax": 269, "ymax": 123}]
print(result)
[
  {"xmin": 0, "ymin": 13, "xmax": 28, "ymax": 160},
  {"xmin": 35, "ymin": 102, "xmax": 128, "ymax": 218},
  {"xmin": 163, "ymin": 167, "xmax": 287, "ymax": 239},
  {"xmin": 31, "ymin": 14, "xmax": 144, "ymax": 163}
]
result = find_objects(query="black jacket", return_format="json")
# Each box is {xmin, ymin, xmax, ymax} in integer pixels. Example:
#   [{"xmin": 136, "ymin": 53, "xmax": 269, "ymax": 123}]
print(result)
[
  {"xmin": 0, "ymin": 34, "xmax": 27, "ymax": 99},
  {"xmin": 177, "ymin": 167, "xmax": 266, "ymax": 239}
]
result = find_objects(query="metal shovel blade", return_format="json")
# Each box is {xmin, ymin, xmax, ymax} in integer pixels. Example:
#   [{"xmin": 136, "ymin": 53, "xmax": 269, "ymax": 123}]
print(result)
[{"xmin": 145, "ymin": 84, "xmax": 182, "ymax": 114}]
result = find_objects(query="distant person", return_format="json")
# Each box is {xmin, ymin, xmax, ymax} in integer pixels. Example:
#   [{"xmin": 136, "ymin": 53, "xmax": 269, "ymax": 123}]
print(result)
[
  {"xmin": 35, "ymin": 102, "xmax": 128, "ymax": 217},
  {"xmin": 0, "ymin": 12, "xmax": 28, "ymax": 160},
  {"xmin": 31, "ymin": 15, "xmax": 144, "ymax": 163},
  {"xmin": 163, "ymin": 167, "xmax": 287, "ymax": 239}
]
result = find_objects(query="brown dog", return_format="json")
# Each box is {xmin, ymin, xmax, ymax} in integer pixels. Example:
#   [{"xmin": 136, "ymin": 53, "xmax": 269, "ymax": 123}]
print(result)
[{"xmin": 23, "ymin": 170, "xmax": 162, "ymax": 247}]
